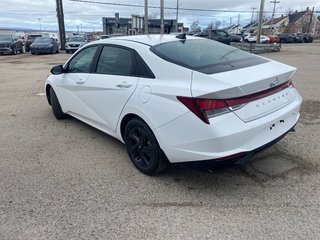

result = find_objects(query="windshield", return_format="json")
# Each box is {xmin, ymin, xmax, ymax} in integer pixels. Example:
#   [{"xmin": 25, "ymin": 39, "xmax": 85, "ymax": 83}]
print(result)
[
  {"xmin": 28, "ymin": 35, "xmax": 42, "ymax": 40},
  {"xmin": 151, "ymin": 39, "xmax": 268, "ymax": 74},
  {"xmin": 0, "ymin": 35, "xmax": 12, "ymax": 41},
  {"xmin": 69, "ymin": 36, "xmax": 85, "ymax": 42},
  {"xmin": 34, "ymin": 37, "xmax": 52, "ymax": 43}
]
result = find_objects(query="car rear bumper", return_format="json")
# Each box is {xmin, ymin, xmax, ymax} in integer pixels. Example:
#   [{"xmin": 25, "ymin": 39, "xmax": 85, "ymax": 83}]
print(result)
[
  {"xmin": 155, "ymin": 91, "xmax": 302, "ymax": 163},
  {"xmin": 31, "ymin": 48, "xmax": 53, "ymax": 53},
  {"xmin": 174, "ymin": 125, "xmax": 296, "ymax": 172}
]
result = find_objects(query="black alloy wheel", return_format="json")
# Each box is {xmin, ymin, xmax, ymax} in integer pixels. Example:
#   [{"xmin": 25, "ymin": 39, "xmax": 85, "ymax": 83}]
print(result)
[{"xmin": 124, "ymin": 118, "xmax": 167, "ymax": 175}]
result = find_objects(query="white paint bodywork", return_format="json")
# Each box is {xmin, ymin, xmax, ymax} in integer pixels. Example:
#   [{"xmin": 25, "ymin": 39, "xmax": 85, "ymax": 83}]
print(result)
[{"xmin": 45, "ymin": 35, "xmax": 302, "ymax": 163}]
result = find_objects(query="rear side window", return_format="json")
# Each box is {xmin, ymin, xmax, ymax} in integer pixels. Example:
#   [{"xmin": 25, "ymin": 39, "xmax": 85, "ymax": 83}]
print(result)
[
  {"xmin": 96, "ymin": 46, "xmax": 134, "ymax": 76},
  {"xmin": 151, "ymin": 39, "xmax": 268, "ymax": 74}
]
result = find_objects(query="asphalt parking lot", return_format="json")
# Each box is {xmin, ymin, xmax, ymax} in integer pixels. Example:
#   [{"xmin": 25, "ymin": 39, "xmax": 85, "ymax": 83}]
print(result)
[{"xmin": 1, "ymin": 43, "xmax": 320, "ymax": 240}]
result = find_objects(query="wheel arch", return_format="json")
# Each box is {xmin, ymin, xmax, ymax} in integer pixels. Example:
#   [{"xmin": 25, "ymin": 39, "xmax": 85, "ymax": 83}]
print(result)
[
  {"xmin": 120, "ymin": 113, "xmax": 145, "ymax": 141},
  {"xmin": 119, "ymin": 111, "xmax": 159, "ymax": 143},
  {"xmin": 119, "ymin": 112, "xmax": 170, "ymax": 169},
  {"xmin": 45, "ymin": 84, "xmax": 52, "ymax": 105}
]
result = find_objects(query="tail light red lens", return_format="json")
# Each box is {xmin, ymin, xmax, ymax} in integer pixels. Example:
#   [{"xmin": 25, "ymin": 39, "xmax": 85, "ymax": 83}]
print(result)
[
  {"xmin": 177, "ymin": 97, "xmax": 229, "ymax": 124},
  {"xmin": 178, "ymin": 80, "xmax": 294, "ymax": 124}
]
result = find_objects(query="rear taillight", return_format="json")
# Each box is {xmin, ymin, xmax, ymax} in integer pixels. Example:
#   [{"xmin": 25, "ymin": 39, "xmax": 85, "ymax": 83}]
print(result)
[
  {"xmin": 177, "ymin": 97, "xmax": 229, "ymax": 124},
  {"xmin": 178, "ymin": 80, "xmax": 294, "ymax": 124}
]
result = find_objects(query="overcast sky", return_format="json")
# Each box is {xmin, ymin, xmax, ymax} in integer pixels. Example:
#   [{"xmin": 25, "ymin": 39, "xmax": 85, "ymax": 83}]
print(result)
[{"xmin": 0, "ymin": 0, "xmax": 319, "ymax": 32}]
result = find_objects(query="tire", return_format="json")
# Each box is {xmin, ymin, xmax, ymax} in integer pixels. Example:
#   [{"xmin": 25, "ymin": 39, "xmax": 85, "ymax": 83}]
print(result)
[
  {"xmin": 66, "ymin": 50, "xmax": 69, "ymax": 54},
  {"xmin": 49, "ymin": 88, "xmax": 69, "ymax": 120},
  {"xmin": 31, "ymin": 51, "xmax": 35, "ymax": 55},
  {"xmin": 11, "ymin": 46, "xmax": 17, "ymax": 55},
  {"xmin": 124, "ymin": 118, "xmax": 168, "ymax": 175}
]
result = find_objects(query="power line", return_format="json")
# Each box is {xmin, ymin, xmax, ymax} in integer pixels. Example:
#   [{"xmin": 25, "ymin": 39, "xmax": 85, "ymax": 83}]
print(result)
[{"xmin": 68, "ymin": 0, "xmax": 279, "ymax": 14}]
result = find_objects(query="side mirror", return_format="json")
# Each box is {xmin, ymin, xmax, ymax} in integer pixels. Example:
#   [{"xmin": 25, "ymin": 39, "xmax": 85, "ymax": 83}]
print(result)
[{"xmin": 51, "ymin": 65, "xmax": 64, "ymax": 75}]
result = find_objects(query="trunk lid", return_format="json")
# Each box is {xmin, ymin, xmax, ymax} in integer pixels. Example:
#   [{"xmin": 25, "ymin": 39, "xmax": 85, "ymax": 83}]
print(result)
[{"xmin": 191, "ymin": 60, "xmax": 297, "ymax": 122}]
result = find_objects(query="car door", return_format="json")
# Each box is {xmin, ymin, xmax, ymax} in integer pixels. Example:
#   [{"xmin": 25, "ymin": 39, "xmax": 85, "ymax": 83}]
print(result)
[
  {"xmin": 74, "ymin": 45, "xmax": 139, "ymax": 132},
  {"xmin": 55, "ymin": 45, "xmax": 99, "ymax": 119},
  {"xmin": 216, "ymin": 30, "xmax": 230, "ymax": 44}
]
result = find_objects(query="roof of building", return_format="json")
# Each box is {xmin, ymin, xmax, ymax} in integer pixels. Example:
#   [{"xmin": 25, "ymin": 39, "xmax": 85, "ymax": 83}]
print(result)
[
  {"xmin": 243, "ymin": 22, "xmax": 256, "ymax": 29},
  {"xmin": 263, "ymin": 15, "xmax": 287, "ymax": 26},
  {"xmin": 103, "ymin": 17, "xmax": 176, "ymax": 26},
  {"xmin": 289, "ymin": 10, "xmax": 308, "ymax": 23}
]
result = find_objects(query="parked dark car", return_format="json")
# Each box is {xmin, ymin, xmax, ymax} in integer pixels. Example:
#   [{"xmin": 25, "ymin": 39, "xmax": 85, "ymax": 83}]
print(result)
[
  {"xmin": 0, "ymin": 34, "xmax": 24, "ymax": 55},
  {"xmin": 291, "ymin": 33, "xmax": 304, "ymax": 43},
  {"xmin": 300, "ymin": 33, "xmax": 313, "ymax": 43},
  {"xmin": 26, "ymin": 34, "xmax": 43, "ymax": 52},
  {"xmin": 30, "ymin": 37, "xmax": 59, "ymax": 54},
  {"xmin": 229, "ymin": 34, "xmax": 242, "ymax": 42},
  {"xmin": 278, "ymin": 34, "xmax": 295, "ymax": 43},
  {"xmin": 195, "ymin": 29, "xmax": 232, "ymax": 45}
]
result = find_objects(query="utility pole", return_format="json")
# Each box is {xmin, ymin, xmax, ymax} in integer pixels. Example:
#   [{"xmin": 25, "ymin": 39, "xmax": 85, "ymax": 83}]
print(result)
[
  {"xmin": 160, "ymin": 0, "xmax": 164, "ymax": 34},
  {"xmin": 144, "ymin": 0, "xmax": 148, "ymax": 34},
  {"xmin": 257, "ymin": 0, "xmax": 265, "ymax": 44},
  {"xmin": 270, "ymin": 0, "xmax": 280, "ymax": 34},
  {"xmin": 37, "ymin": 18, "xmax": 42, "ymax": 31},
  {"xmin": 307, "ymin": 6, "xmax": 315, "ymax": 34},
  {"xmin": 176, "ymin": 0, "xmax": 179, "ymax": 32},
  {"xmin": 251, "ymin": 7, "xmax": 257, "ymax": 23},
  {"xmin": 56, "ymin": 0, "xmax": 66, "ymax": 50},
  {"xmin": 229, "ymin": 17, "xmax": 233, "ymax": 27},
  {"xmin": 237, "ymin": 14, "xmax": 240, "ymax": 33}
]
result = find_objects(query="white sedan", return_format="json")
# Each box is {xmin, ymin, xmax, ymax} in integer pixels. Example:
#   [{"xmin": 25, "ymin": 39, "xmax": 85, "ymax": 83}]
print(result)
[
  {"xmin": 244, "ymin": 34, "xmax": 270, "ymax": 43},
  {"xmin": 45, "ymin": 34, "xmax": 302, "ymax": 175}
]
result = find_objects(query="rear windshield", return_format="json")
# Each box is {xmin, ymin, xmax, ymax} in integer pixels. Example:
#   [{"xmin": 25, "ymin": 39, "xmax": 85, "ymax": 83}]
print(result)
[
  {"xmin": 151, "ymin": 39, "xmax": 268, "ymax": 74},
  {"xmin": 28, "ymin": 35, "xmax": 42, "ymax": 40},
  {"xmin": 34, "ymin": 37, "xmax": 52, "ymax": 43},
  {"xmin": 69, "ymin": 36, "xmax": 85, "ymax": 42}
]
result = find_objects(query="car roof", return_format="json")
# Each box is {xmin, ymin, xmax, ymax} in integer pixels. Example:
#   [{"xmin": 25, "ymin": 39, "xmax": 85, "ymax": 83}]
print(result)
[{"xmin": 96, "ymin": 34, "xmax": 198, "ymax": 47}]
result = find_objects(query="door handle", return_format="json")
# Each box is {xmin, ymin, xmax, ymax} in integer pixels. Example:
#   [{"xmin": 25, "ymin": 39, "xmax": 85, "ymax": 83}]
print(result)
[
  {"xmin": 76, "ymin": 79, "xmax": 85, "ymax": 85},
  {"xmin": 116, "ymin": 83, "xmax": 133, "ymax": 88}
]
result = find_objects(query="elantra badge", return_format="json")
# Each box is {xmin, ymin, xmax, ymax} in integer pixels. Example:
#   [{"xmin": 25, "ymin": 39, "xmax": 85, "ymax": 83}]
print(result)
[{"xmin": 270, "ymin": 77, "xmax": 279, "ymax": 88}]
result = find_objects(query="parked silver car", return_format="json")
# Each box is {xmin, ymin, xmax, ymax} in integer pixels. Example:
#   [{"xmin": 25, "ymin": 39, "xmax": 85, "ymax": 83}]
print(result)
[{"xmin": 65, "ymin": 36, "xmax": 87, "ymax": 53}]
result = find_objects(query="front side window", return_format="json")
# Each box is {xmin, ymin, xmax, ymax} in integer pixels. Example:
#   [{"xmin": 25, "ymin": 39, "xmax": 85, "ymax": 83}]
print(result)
[
  {"xmin": 67, "ymin": 46, "xmax": 98, "ymax": 73},
  {"xmin": 217, "ymin": 30, "xmax": 228, "ymax": 37},
  {"xmin": 96, "ymin": 46, "xmax": 134, "ymax": 76}
]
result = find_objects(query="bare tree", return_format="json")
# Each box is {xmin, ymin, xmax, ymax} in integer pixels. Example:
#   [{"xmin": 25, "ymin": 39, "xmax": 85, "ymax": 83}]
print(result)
[
  {"xmin": 207, "ymin": 22, "xmax": 214, "ymax": 30},
  {"xmin": 287, "ymin": 8, "xmax": 294, "ymax": 15},
  {"xmin": 190, "ymin": 20, "xmax": 201, "ymax": 33},
  {"xmin": 214, "ymin": 20, "xmax": 222, "ymax": 29}
]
